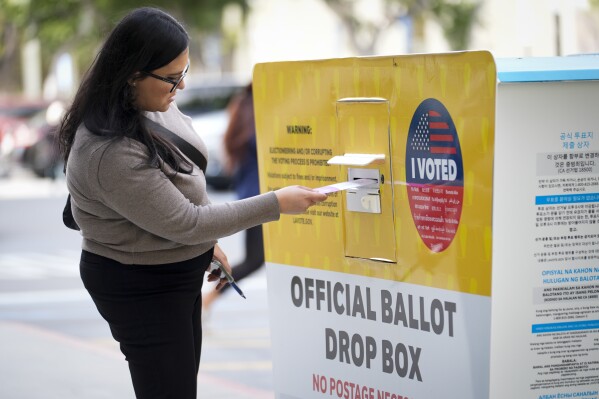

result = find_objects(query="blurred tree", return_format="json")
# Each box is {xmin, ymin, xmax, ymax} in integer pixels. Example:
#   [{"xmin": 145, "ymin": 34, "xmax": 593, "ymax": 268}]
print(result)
[
  {"xmin": 430, "ymin": 0, "xmax": 481, "ymax": 51},
  {"xmin": 321, "ymin": 0, "xmax": 481, "ymax": 54},
  {"xmin": 0, "ymin": 2, "xmax": 21, "ymax": 93},
  {"xmin": 0, "ymin": 0, "xmax": 249, "ymax": 95},
  {"xmin": 322, "ymin": 0, "xmax": 427, "ymax": 55}
]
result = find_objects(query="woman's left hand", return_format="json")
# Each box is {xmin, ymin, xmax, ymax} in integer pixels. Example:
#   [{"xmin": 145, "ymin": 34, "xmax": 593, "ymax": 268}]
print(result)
[{"xmin": 207, "ymin": 244, "xmax": 232, "ymax": 290}]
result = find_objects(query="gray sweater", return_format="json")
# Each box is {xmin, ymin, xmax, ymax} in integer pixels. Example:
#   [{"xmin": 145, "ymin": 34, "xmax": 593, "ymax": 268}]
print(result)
[{"xmin": 66, "ymin": 104, "xmax": 279, "ymax": 265}]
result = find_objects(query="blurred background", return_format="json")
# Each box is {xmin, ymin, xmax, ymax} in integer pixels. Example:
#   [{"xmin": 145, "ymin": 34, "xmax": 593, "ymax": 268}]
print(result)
[
  {"xmin": 1, "ymin": 0, "xmax": 599, "ymax": 181},
  {"xmin": 0, "ymin": 0, "xmax": 598, "ymax": 397}
]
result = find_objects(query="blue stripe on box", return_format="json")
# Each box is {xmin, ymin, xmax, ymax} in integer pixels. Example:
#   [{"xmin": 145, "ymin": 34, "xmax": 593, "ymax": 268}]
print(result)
[
  {"xmin": 497, "ymin": 55, "xmax": 599, "ymax": 82},
  {"xmin": 532, "ymin": 320, "xmax": 599, "ymax": 334},
  {"xmin": 536, "ymin": 193, "xmax": 599, "ymax": 205}
]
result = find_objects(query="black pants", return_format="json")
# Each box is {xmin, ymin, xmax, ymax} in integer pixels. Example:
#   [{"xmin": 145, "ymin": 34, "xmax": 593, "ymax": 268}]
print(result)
[{"xmin": 80, "ymin": 249, "xmax": 213, "ymax": 399}]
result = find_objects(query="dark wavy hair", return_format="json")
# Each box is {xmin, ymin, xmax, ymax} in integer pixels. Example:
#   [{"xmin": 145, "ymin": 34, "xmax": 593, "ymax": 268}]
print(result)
[{"xmin": 59, "ymin": 7, "xmax": 192, "ymax": 173}]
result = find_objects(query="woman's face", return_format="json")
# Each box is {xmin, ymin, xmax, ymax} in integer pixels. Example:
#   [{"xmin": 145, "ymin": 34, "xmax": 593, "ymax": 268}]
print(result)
[{"xmin": 133, "ymin": 48, "xmax": 189, "ymax": 112}]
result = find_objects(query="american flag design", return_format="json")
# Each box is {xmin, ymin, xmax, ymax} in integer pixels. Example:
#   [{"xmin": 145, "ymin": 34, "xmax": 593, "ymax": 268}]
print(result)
[
  {"xmin": 405, "ymin": 98, "xmax": 464, "ymax": 253},
  {"xmin": 411, "ymin": 110, "xmax": 457, "ymax": 154}
]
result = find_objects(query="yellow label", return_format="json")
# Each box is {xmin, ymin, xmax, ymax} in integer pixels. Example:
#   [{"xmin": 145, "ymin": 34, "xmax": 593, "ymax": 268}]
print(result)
[{"xmin": 253, "ymin": 52, "xmax": 496, "ymax": 296}]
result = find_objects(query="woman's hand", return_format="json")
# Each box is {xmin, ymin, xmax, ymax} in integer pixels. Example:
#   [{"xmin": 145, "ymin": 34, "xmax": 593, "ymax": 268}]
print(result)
[
  {"xmin": 207, "ymin": 244, "xmax": 232, "ymax": 290},
  {"xmin": 274, "ymin": 186, "xmax": 328, "ymax": 215}
]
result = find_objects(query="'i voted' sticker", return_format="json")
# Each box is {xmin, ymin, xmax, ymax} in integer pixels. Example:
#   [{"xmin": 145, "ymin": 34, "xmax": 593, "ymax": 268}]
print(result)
[{"xmin": 405, "ymin": 98, "xmax": 464, "ymax": 252}]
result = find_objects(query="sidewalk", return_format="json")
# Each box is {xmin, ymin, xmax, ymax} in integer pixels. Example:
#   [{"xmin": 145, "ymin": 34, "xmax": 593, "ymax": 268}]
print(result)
[
  {"xmin": 0, "ymin": 169, "xmax": 275, "ymax": 399},
  {"xmin": 0, "ymin": 167, "xmax": 68, "ymax": 200},
  {"xmin": 0, "ymin": 320, "xmax": 274, "ymax": 399}
]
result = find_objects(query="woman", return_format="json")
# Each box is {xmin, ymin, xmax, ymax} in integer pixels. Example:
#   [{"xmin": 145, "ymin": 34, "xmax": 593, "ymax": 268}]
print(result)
[{"xmin": 58, "ymin": 7, "xmax": 326, "ymax": 399}]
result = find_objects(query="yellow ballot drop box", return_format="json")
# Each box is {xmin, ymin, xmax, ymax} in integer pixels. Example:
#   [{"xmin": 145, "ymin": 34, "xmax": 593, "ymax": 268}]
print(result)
[{"xmin": 252, "ymin": 52, "xmax": 599, "ymax": 399}]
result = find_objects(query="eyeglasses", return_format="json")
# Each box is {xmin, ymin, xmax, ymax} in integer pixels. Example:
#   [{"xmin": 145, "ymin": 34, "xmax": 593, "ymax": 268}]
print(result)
[{"xmin": 141, "ymin": 62, "xmax": 189, "ymax": 93}]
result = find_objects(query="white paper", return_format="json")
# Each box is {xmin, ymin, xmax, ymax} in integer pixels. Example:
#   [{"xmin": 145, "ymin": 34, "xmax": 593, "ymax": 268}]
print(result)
[
  {"xmin": 327, "ymin": 153, "xmax": 385, "ymax": 166},
  {"xmin": 314, "ymin": 178, "xmax": 375, "ymax": 194}
]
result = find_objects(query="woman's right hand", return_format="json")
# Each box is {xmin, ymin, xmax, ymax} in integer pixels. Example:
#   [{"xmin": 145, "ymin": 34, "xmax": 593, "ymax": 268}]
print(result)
[{"xmin": 274, "ymin": 185, "xmax": 328, "ymax": 215}]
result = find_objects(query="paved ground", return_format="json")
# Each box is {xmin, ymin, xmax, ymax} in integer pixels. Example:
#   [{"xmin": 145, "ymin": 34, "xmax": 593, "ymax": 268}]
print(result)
[
  {"xmin": 0, "ymin": 168, "xmax": 276, "ymax": 398},
  {"xmin": 0, "ymin": 318, "xmax": 275, "ymax": 399}
]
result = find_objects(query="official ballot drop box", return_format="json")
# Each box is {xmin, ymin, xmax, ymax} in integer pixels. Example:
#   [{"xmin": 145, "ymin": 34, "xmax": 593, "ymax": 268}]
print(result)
[{"xmin": 252, "ymin": 52, "xmax": 599, "ymax": 399}]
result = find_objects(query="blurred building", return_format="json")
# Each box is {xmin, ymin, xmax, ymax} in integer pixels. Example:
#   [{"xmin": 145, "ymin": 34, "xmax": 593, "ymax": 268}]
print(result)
[
  {"xmin": 470, "ymin": 0, "xmax": 595, "ymax": 57},
  {"xmin": 226, "ymin": 0, "xmax": 598, "ymax": 80}
]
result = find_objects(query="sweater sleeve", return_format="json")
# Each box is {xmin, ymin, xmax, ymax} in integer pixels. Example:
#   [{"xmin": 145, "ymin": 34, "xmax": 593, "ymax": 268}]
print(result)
[{"xmin": 93, "ymin": 138, "xmax": 280, "ymax": 245}]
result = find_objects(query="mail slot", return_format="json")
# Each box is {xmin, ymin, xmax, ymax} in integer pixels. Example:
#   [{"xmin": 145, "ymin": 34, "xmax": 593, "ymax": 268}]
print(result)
[
  {"xmin": 334, "ymin": 98, "xmax": 397, "ymax": 262},
  {"xmin": 346, "ymin": 167, "xmax": 381, "ymax": 213}
]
